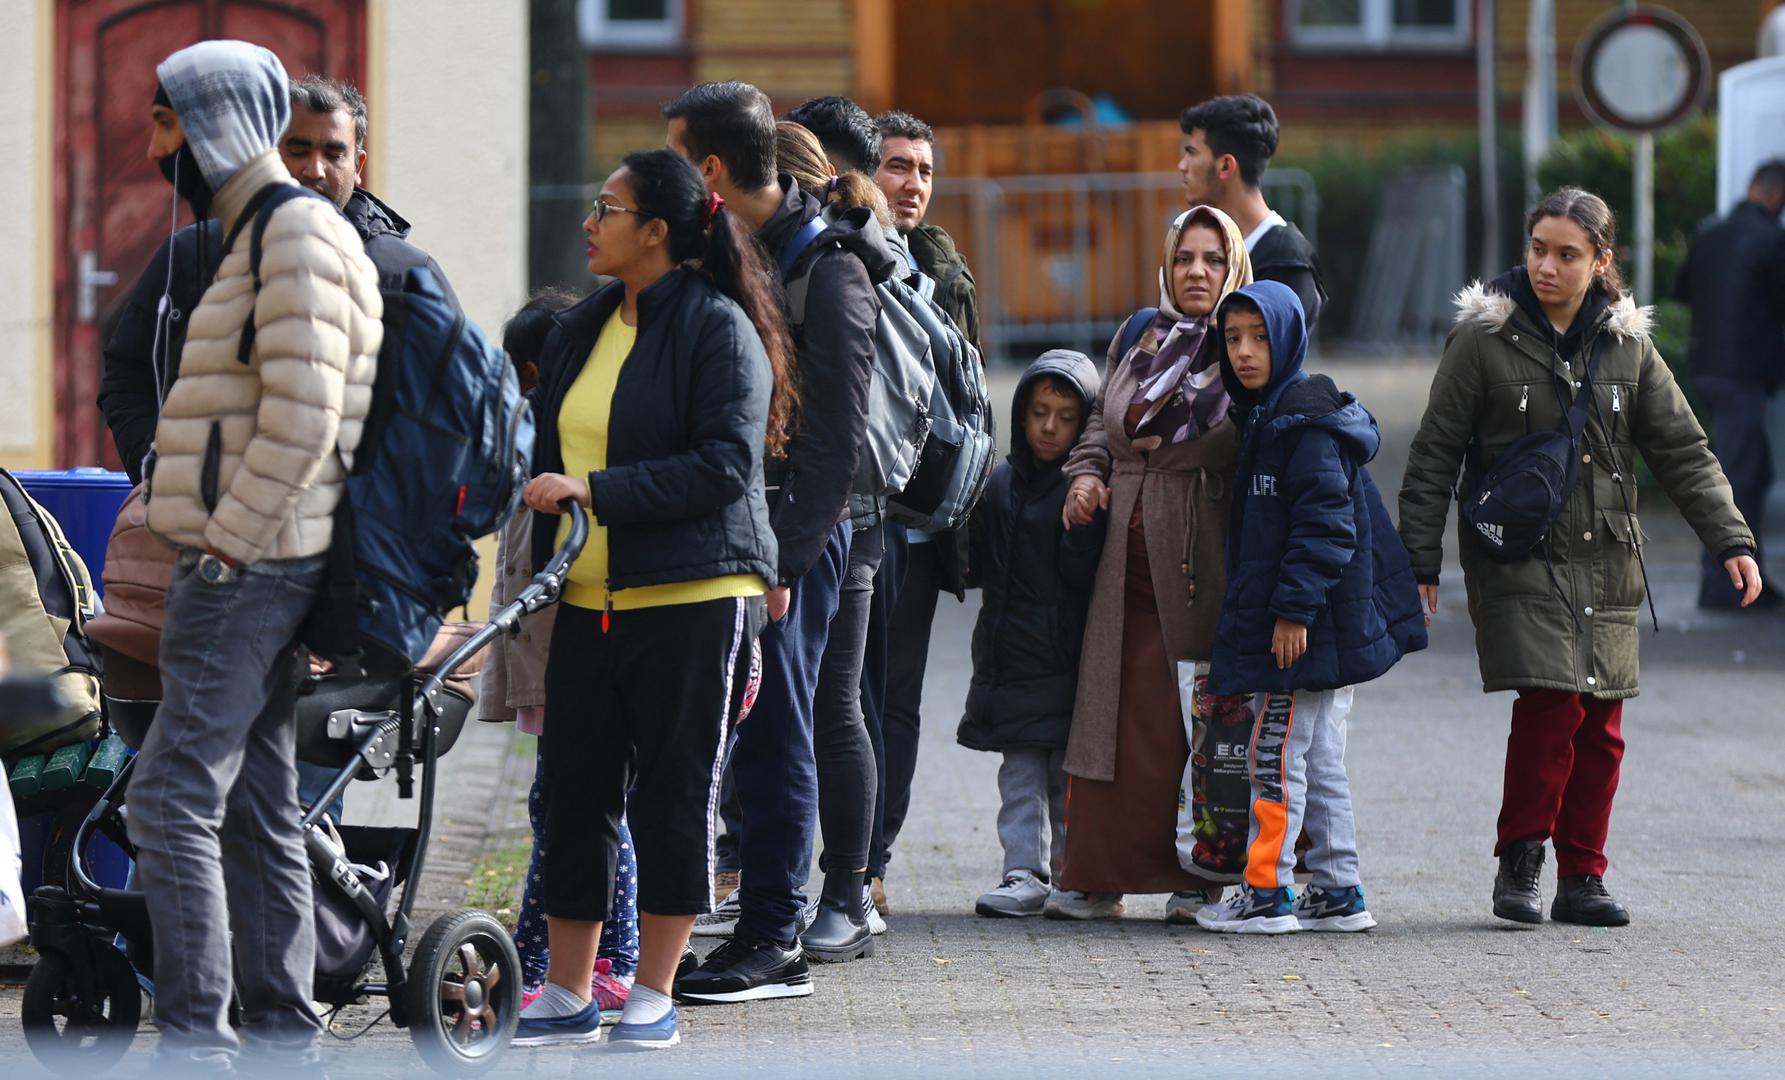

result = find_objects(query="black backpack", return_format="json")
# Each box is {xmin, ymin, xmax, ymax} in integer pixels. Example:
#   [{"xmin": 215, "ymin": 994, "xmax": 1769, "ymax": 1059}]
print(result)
[{"xmin": 1461, "ymin": 350, "xmax": 1597, "ymax": 563}]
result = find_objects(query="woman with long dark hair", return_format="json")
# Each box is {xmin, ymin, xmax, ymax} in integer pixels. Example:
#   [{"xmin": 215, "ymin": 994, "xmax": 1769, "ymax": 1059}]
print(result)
[
  {"xmin": 1400, "ymin": 187, "xmax": 1760, "ymax": 929},
  {"xmin": 513, "ymin": 147, "xmax": 793, "ymax": 1050}
]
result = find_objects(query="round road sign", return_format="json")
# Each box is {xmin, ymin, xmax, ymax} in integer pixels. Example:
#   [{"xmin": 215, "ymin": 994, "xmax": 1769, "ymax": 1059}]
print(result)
[{"xmin": 1574, "ymin": 5, "xmax": 1709, "ymax": 134}]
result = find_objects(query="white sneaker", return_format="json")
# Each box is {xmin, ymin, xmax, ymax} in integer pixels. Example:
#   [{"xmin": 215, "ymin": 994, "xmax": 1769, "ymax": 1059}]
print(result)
[
  {"xmin": 975, "ymin": 870, "xmax": 1050, "ymax": 917},
  {"xmin": 1164, "ymin": 887, "xmax": 1224, "ymax": 924},
  {"xmin": 1042, "ymin": 888, "xmax": 1125, "ymax": 920},
  {"xmin": 692, "ymin": 890, "xmax": 741, "ymax": 937}
]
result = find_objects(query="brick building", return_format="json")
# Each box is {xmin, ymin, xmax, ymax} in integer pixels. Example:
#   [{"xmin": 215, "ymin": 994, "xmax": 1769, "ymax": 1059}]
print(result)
[{"xmin": 580, "ymin": 0, "xmax": 1782, "ymax": 170}]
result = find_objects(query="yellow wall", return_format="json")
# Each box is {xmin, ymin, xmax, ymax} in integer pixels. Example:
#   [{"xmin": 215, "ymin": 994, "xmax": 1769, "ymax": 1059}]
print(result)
[
  {"xmin": 0, "ymin": 0, "xmax": 55, "ymax": 470},
  {"xmin": 368, "ymin": 0, "xmax": 529, "ymax": 343}
]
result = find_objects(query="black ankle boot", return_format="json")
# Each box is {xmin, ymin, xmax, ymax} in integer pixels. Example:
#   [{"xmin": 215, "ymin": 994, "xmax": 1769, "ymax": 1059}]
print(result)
[
  {"xmin": 800, "ymin": 869, "xmax": 874, "ymax": 963},
  {"xmin": 1552, "ymin": 874, "xmax": 1630, "ymax": 927},
  {"xmin": 1493, "ymin": 841, "xmax": 1546, "ymax": 925}
]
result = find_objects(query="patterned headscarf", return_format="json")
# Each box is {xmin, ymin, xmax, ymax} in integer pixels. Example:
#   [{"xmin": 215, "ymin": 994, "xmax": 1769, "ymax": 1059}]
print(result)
[{"xmin": 1122, "ymin": 205, "xmax": 1253, "ymax": 448}]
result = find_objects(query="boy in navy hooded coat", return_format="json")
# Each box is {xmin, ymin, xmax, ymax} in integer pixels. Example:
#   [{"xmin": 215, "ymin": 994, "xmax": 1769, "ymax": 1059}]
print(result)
[{"xmin": 1196, "ymin": 281, "xmax": 1426, "ymax": 935}]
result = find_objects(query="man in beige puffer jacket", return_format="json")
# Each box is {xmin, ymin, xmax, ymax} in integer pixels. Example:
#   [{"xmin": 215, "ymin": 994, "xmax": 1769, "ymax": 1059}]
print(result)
[{"xmin": 128, "ymin": 40, "xmax": 381, "ymax": 1071}]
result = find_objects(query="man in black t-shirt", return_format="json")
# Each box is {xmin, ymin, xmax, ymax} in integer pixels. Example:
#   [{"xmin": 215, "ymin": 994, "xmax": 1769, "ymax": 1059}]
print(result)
[{"xmin": 1177, "ymin": 95, "xmax": 1327, "ymax": 330}]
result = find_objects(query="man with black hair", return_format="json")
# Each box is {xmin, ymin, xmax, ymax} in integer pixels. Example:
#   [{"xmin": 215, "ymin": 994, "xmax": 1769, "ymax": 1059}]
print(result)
[
  {"xmin": 1677, "ymin": 159, "xmax": 1785, "ymax": 610},
  {"xmin": 665, "ymin": 80, "xmax": 895, "ymax": 997},
  {"xmin": 1177, "ymin": 94, "xmax": 1326, "ymax": 328},
  {"xmin": 865, "ymin": 107, "xmax": 982, "ymax": 918},
  {"xmin": 784, "ymin": 95, "xmax": 881, "ymax": 177},
  {"xmin": 99, "ymin": 72, "xmax": 457, "ymax": 485}
]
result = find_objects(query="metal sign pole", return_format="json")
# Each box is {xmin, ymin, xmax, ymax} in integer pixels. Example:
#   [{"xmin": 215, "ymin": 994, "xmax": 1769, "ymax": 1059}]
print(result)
[
  {"xmin": 1623, "ymin": 0, "xmax": 1653, "ymax": 305},
  {"xmin": 1635, "ymin": 130, "xmax": 1655, "ymax": 304},
  {"xmin": 1478, "ymin": 0, "xmax": 1501, "ymax": 278}
]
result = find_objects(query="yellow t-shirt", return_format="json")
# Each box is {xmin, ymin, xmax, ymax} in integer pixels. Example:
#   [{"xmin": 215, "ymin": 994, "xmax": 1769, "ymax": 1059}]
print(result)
[{"xmin": 556, "ymin": 308, "xmax": 765, "ymax": 611}]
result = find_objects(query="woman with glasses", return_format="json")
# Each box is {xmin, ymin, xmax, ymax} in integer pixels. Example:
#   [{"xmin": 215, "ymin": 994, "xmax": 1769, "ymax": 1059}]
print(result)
[{"xmin": 513, "ymin": 147, "xmax": 795, "ymax": 1051}]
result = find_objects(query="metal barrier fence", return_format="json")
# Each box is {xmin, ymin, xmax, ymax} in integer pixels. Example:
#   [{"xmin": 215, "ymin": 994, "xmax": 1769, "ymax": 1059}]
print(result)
[{"xmin": 927, "ymin": 170, "xmax": 1319, "ymax": 364}]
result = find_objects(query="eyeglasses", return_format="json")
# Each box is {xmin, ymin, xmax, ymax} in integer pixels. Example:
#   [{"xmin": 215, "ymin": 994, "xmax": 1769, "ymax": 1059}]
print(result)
[{"xmin": 592, "ymin": 200, "xmax": 653, "ymax": 224}]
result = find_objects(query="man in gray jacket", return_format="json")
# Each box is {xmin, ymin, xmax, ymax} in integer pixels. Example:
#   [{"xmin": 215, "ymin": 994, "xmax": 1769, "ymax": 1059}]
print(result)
[{"xmin": 131, "ymin": 40, "xmax": 382, "ymax": 1070}]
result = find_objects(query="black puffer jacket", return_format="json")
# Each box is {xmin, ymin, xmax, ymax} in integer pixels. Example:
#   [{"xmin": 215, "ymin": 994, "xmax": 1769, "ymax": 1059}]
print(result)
[
  {"xmin": 529, "ymin": 269, "xmax": 777, "ymax": 591},
  {"xmin": 957, "ymin": 350, "xmax": 1104, "ymax": 753},
  {"xmin": 98, "ymin": 187, "xmax": 459, "ymax": 481},
  {"xmin": 756, "ymin": 179, "xmax": 887, "ymax": 580}
]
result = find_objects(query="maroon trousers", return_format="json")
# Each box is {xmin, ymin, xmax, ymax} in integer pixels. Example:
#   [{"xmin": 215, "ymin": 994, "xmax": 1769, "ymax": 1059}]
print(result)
[{"xmin": 1495, "ymin": 688, "xmax": 1626, "ymax": 878}]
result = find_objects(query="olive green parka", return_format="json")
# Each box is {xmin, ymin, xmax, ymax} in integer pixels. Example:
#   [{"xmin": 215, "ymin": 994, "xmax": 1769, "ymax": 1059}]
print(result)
[{"xmin": 1399, "ymin": 279, "xmax": 1753, "ymax": 698}]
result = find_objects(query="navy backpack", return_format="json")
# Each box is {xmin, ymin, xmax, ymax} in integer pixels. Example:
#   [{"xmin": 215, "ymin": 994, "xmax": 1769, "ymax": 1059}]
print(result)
[{"xmin": 229, "ymin": 185, "xmax": 534, "ymax": 667}]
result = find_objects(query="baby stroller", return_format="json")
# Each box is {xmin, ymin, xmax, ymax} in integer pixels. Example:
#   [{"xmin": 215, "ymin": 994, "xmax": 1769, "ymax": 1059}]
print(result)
[{"xmin": 20, "ymin": 503, "xmax": 587, "ymax": 1076}]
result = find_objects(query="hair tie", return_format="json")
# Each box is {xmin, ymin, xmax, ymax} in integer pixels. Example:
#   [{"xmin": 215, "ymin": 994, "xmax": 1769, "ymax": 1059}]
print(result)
[
  {"xmin": 701, "ymin": 191, "xmax": 725, "ymax": 230},
  {"xmin": 827, "ymin": 175, "xmax": 839, "ymax": 193}
]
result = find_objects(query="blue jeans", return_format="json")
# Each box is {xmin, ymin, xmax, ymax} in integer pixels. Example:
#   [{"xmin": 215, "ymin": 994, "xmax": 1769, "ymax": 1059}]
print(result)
[
  {"xmin": 126, "ymin": 550, "xmax": 326, "ymax": 1065},
  {"xmin": 515, "ymin": 745, "xmax": 639, "ymax": 986},
  {"xmin": 731, "ymin": 522, "xmax": 849, "ymax": 946}
]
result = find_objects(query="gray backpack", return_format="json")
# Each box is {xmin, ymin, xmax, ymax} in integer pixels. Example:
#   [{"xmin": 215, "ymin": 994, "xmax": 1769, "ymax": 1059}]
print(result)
[{"xmin": 780, "ymin": 220, "xmax": 936, "ymax": 499}]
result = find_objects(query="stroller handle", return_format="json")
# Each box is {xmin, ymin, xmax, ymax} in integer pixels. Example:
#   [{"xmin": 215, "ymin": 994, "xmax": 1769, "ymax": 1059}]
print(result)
[{"xmin": 412, "ymin": 499, "xmax": 587, "ymax": 707}]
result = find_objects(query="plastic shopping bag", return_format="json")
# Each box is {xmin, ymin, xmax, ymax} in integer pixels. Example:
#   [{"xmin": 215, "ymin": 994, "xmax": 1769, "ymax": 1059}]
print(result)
[{"xmin": 1175, "ymin": 662, "xmax": 1253, "ymax": 881}]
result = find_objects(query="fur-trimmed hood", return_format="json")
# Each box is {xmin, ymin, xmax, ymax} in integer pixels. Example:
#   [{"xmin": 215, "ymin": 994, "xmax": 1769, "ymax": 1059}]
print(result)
[{"xmin": 1453, "ymin": 277, "xmax": 1653, "ymax": 341}]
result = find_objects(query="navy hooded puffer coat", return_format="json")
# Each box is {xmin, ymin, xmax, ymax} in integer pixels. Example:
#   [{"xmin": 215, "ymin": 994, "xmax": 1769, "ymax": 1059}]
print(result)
[
  {"xmin": 1208, "ymin": 281, "xmax": 1426, "ymax": 696},
  {"xmin": 957, "ymin": 350, "xmax": 1104, "ymax": 753}
]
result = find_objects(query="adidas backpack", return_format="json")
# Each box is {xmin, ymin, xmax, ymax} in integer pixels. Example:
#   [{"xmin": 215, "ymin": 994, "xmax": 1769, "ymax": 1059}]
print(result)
[
  {"xmin": 229, "ymin": 186, "xmax": 534, "ymax": 667},
  {"xmin": 1461, "ymin": 348, "xmax": 1597, "ymax": 564}
]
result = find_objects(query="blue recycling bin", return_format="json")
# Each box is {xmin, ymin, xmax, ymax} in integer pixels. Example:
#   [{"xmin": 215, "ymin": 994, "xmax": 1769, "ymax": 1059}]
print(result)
[
  {"xmin": 12, "ymin": 468, "xmax": 133, "ymax": 596},
  {"xmin": 12, "ymin": 467, "xmax": 135, "ymax": 890}
]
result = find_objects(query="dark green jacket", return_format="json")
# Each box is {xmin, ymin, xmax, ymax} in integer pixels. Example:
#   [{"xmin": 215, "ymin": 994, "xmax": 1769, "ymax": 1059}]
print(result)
[{"xmin": 1399, "ymin": 279, "xmax": 1752, "ymax": 698}]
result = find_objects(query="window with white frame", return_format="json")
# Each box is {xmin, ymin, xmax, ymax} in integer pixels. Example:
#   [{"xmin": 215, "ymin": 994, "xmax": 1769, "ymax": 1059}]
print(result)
[
  {"xmin": 1291, "ymin": 0, "xmax": 1471, "ymax": 49},
  {"xmin": 578, "ymin": 0, "xmax": 684, "ymax": 49}
]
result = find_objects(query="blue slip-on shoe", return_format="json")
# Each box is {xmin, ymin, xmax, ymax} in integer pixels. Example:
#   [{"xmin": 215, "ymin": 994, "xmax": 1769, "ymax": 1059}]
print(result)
[
  {"xmin": 1294, "ymin": 884, "xmax": 1378, "ymax": 932},
  {"xmin": 606, "ymin": 1007, "xmax": 681, "ymax": 1051},
  {"xmin": 512, "ymin": 998, "xmax": 604, "ymax": 1047},
  {"xmin": 1194, "ymin": 884, "xmax": 1300, "ymax": 934}
]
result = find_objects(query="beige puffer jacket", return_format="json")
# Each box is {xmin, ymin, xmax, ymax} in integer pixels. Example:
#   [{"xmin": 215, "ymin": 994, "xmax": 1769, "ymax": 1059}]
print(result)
[{"xmin": 147, "ymin": 150, "xmax": 382, "ymax": 564}]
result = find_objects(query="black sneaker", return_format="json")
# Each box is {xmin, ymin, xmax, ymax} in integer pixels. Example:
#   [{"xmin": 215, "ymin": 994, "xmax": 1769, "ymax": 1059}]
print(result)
[
  {"xmin": 675, "ymin": 943, "xmax": 699, "ymax": 981},
  {"xmin": 1552, "ymin": 874, "xmax": 1630, "ymax": 927},
  {"xmin": 1493, "ymin": 841, "xmax": 1545, "ymax": 925},
  {"xmin": 673, "ymin": 934, "xmax": 814, "ymax": 1004}
]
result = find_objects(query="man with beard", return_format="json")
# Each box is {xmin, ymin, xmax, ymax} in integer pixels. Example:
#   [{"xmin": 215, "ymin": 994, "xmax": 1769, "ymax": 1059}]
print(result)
[{"xmin": 100, "ymin": 74, "xmax": 456, "ymax": 484}]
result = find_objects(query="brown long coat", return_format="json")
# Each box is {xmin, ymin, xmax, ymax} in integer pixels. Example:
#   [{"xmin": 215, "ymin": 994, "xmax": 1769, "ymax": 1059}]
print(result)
[{"xmin": 1061, "ymin": 322, "xmax": 1238, "ymax": 781}]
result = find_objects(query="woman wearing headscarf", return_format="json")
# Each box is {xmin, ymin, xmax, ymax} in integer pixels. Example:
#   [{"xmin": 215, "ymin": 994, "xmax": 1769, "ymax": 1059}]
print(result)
[{"xmin": 1049, "ymin": 205, "xmax": 1252, "ymax": 921}]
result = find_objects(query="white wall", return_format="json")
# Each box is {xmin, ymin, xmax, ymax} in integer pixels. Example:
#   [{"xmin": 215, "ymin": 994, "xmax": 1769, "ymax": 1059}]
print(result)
[
  {"xmin": 0, "ymin": 1, "xmax": 51, "ymax": 469},
  {"xmin": 368, "ymin": 0, "xmax": 529, "ymax": 339}
]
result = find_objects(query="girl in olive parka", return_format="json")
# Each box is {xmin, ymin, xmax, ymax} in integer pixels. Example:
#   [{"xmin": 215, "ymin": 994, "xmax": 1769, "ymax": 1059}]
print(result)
[{"xmin": 1399, "ymin": 188, "xmax": 1761, "ymax": 932}]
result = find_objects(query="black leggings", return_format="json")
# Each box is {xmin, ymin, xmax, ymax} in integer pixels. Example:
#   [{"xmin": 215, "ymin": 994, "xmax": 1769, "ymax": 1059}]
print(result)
[
  {"xmin": 541, "ymin": 596, "xmax": 759, "ymax": 919},
  {"xmin": 814, "ymin": 523, "xmax": 883, "ymax": 872}
]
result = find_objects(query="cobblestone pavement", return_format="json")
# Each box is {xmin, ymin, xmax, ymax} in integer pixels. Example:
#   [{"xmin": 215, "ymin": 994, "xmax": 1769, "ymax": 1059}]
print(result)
[{"xmin": 5, "ymin": 353, "xmax": 1783, "ymax": 1077}]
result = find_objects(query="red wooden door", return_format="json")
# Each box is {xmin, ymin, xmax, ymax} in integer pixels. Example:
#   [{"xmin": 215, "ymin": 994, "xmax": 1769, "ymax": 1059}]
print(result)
[{"xmin": 54, "ymin": 0, "xmax": 365, "ymax": 468}]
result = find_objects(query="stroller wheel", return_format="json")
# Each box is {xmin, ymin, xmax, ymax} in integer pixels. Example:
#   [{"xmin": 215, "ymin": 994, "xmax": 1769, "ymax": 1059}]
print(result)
[
  {"xmin": 21, "ymin": 946, "xmax": 142, "ymax": 1073},
  {"xmin": 404, "ymin": 908, "xmax": 521, "ymax": 1074}
]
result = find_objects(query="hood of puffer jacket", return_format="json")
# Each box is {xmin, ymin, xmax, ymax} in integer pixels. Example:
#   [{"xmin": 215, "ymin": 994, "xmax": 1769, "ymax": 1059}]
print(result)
[
  {"xmin": 156, "ymin": 41, "xmax": 290, "ymax": 191},
  {"xmin": 1008, "ymin": 349, "xmax": 1100, "ymax": 474},
  {"xmin": 814, "ymin": 205, "xmax": 904, "ymax": 287},
  {"xmin": 344, "ymin": 188, "xmax": 414, "ymax": 241},
  {"xmin": 1454, "ymin": 270, "xmax": 1653, "ymax": 342}
]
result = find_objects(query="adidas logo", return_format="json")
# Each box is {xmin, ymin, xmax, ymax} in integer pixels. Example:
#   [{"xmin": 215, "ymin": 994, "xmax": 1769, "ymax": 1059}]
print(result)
[{"xmin": 1475, "ymin": 520, "xmax": 1505, "ymax": 546}]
